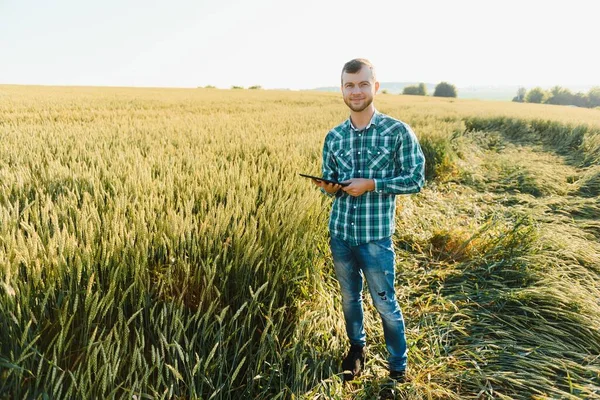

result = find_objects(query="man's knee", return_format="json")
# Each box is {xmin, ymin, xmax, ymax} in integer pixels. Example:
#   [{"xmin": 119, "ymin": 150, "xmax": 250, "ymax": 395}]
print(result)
[
  {"xmin": 341, "ymin": 291, "xmax": 364, "ymax": 306},
  {"xmin": 373, "ymin": 292, "xmax": 401, "ymax": 316}
]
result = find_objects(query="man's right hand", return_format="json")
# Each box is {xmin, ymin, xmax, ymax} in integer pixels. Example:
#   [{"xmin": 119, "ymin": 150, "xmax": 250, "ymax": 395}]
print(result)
[{"xmin": 311, "ymin": 179, "xmax": 341, "ymax": 194}]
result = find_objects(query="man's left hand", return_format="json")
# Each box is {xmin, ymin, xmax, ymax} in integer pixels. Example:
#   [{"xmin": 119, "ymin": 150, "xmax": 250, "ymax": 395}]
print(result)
[{"xmin": 341, "ymin": 178, "xmax": 375, "ymax": 197}]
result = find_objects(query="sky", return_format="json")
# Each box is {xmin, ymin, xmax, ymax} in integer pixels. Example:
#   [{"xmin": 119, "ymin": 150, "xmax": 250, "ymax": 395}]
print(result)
[{"xmin": 1, "ymin": 0, "xmax": 598, "ymax": 90}]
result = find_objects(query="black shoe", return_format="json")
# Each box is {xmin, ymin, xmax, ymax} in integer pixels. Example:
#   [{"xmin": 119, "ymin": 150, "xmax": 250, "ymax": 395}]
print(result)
[
  {"xmin": 389, "ymin": 369, "xmax": 406, "ymax": 383},
  {"xmin": 341, "ymin": 344, "xmax": 365, "ymax": 381}
]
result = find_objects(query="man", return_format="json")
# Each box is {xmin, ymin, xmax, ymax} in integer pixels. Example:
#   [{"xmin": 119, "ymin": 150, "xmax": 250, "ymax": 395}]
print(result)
[{"xmin": 312, "ymin": 58, "xmax": 425, "ymax": 382}]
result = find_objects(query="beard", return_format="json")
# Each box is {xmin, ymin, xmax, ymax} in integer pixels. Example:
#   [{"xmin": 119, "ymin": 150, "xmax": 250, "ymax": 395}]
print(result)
[{"xmin": 344, "ymin": 95, "xmax": 373, "ymax": 112}]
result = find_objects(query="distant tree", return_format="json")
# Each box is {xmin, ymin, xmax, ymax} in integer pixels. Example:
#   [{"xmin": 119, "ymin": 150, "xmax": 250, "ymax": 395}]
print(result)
[
  {"xmin": 231, "ymin": 86, "xmax": 244, "ymax": 89},
  {"xmin": 403, "ymin": 82, "xmax": 427, "ymax": 96},
  {"xmin": 248, "ymin": 85, "xmax": 262, "ymax": 90},
  {"xmin": 204, "ymin": 85, "xmax": 216, "ymax": 89},
  {"xmin": 545, "ymin": 86, "xmax": 574, "ymax": 105},
  {"xmin": 587, "ymin": 87, "xmax": 600, "ymax": 108},
  {"xmin": 572, "ymin": 92, "xmax": 589, "ymax": 108},
  {"xmin": 433, "ymin": 82, "xmax": 457, "ymax": 98},
  {"xmin": 403, "ymin": 86, "xmax": 420, "ymax": 95},
  {"xmin": 525, "ymin": 87, "xmax": 547, "ymax": 103},
  {"xmin": 512, "ymin": 87, "xmax": 527, "ymax": 102},
  {"xmin": 381, "ymin": 89, "xmax": 389, "ymax": 94}
]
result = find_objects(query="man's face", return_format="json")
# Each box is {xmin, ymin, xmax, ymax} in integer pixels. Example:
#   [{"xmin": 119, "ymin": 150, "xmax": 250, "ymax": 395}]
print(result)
[{"xmin": 341, "ymin": 66, "xmax": 380, "ymax": 112}]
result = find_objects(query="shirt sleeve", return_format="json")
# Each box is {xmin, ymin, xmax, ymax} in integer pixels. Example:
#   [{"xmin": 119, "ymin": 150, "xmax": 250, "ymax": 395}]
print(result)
[
  {"xmin": 373, "ymin": 124, "xmax": 425, "ymax": 195},
  {"xmin": 320, "ymin": 135, "xmax": 338, "ymax": 197}
]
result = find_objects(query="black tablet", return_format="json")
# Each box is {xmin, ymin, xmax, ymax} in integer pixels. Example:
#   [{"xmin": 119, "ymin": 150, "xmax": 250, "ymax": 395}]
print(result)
[{"xmin": 299, "ymin": 174, "xmax": 350, "ymax": 187}]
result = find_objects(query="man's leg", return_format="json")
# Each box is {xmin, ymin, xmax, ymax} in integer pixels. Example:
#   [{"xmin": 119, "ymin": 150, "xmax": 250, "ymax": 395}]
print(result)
[
  {"xmin": 330, "ymin": 236, "xmax": 367, "ymax": 381},
  {"xmin": 356, "ymin": 236, "xmax": 408, "ymax": 373},
  {"xmin": 330, "ymin": 236, "xmax": 365, "ymax": 347}
]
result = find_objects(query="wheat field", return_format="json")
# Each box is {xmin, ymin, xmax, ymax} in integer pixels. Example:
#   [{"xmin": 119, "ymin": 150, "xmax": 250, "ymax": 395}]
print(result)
[{"xmin": 1, "ymin": 85, "xmax": 599, "ymax": 399}]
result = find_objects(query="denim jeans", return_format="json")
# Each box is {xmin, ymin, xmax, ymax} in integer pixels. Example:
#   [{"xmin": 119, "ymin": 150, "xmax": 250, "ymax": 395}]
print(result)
[{"xmin": 330, "ymin": 235, "xmax": 408, "ymax": 372}]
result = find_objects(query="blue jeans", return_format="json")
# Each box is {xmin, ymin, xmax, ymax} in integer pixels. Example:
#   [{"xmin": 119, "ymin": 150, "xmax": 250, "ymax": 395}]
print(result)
[{"xmin": 330, "ymin": 235, "xmax": 408, "ymax": 372}]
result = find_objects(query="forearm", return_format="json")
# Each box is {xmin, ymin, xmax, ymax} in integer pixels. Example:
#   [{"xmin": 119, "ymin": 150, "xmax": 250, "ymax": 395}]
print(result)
[{"xmin": 373, "ymin": 166, "xmax": 425, "ymax": 195}]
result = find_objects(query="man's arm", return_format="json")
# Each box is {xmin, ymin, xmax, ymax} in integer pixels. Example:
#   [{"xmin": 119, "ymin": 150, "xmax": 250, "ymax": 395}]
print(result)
[
  {"xmin": 372, "ymin": 124, "xmax": 425, "ymax": 195},
  {"xmin": 315, "ymin": 136, "xmax": 341, "ymax": 196}
]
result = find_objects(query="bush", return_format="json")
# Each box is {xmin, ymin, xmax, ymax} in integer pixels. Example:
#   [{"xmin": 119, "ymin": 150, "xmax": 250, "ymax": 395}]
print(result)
[
  {"xmin": 525, "ymin": 87, "xmax": 546, "ymax": 104},
  {"xmin": 433, "ymin": 82, "xmax": 457, "ymax": 98},
  {"xmin": 248, "ymin": 85, "xmax": 262, "ymax": 90},
  {"xmin": 572, "ymin": 92, "xmax": 589, "ymax": 108},
  {"xmin": 587, "ymin": 87, "xmax": 600, "ymax": 108},
  {"xmin": 545, "ymin": 86, "xmax": 575, "ymax": 105},
  {"xmin": 524, "ymin": 86, "xmax": 599, "ymax": 109},
  {"xmin": 231, "ymin": 86, "xmax": 244, "ymax": 90},
  {"xmin": 403, "ymin": 83, "xmax": 427, "ymax": 96},
  {"xmin": 512, "ymin": 87, "xmax": 527, "ymax": 102}
]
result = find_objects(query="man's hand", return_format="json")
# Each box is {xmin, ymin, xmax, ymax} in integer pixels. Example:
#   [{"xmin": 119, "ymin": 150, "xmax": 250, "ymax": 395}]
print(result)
[
  {"xmin": 341, "ymin": 178, "xmax": 375, "ymax": 197},
  {"xmin": 312, "ymin": 179, "xmax": 341, "ymax": 194}
]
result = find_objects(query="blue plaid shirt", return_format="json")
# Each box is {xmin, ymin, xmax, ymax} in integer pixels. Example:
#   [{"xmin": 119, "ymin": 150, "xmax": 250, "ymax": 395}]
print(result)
[{"xmin": 321, "ymin": 111, "xmax": 425, "ymax": 245}]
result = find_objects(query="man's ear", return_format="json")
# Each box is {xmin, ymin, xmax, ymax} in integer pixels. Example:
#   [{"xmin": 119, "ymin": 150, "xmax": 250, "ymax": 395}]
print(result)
[{"xmin": 375, "ymin": 81, "xmax": 380, "ymax": 93}]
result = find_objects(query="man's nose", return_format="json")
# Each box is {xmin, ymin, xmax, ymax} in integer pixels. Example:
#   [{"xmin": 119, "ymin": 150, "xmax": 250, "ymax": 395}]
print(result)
[{"xmin": 351, "ymin": 86, "xmax": 362, "ymax": 94}]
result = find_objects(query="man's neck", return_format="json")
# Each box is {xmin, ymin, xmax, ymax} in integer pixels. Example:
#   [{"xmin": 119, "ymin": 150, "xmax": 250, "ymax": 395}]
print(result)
[{"xmin": 350, "ymin": 105, "xmax": 376, "ymax": 130}]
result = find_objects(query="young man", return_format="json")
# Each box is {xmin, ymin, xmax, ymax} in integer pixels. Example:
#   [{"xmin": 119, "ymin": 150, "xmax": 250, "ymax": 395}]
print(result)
[{"xmin": 312, "ymin": 58, "xmax": 425, "ymax": 382}]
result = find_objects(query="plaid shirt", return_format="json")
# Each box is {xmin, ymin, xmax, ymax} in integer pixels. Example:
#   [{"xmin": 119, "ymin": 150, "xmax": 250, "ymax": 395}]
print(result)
[{"xmin": 321, "ymin": 110, "xmax": 425, "ymax": 246}]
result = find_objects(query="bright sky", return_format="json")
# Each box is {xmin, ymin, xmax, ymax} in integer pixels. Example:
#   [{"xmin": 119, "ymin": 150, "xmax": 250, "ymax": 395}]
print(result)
[{"xmin": 1, "ymin": 0, "xmax": 597, "ymax": 90}]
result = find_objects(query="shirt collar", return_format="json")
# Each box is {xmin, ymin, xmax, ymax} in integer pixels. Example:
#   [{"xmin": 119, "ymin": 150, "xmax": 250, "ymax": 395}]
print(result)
[{"xmin": 348, "ymin": 109, "xmax": 380, "ymax": 132}]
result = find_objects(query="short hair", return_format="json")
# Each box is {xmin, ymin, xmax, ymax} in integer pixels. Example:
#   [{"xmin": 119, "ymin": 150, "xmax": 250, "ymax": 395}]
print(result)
[{"xmin": 341, "ymin": 58, "xmax": 376, "ymax": 84}]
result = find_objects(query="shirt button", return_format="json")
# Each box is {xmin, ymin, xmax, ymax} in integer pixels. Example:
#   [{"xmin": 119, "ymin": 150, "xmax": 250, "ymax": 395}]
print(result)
[
  {"xmin": 351, "ymin": 222, "xmax": 355, "ymax": 225},
  {"xmin": 357, "ymin": 152, "xmax": 361, "ymax": 155},
  {"xmin": 358, "ymin": 170, "xmax": 361, "ymax": 173},
  {"xmin": 378, "ymin": 152, "xmax": 381, "ymax": 154},
  {"xmin": 353, "ymin": 206, "xmax": 357, "ymax": 209}
]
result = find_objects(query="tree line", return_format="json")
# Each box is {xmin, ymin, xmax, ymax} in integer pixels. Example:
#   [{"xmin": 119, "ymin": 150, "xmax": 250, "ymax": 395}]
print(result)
[{"xmin": 513, "ymin": 86, "xmax": 600, "ymax": 108}]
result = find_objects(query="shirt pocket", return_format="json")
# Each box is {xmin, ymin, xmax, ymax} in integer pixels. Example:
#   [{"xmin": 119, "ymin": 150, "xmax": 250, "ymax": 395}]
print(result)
[
  {"xmin": 366, "ymin": 146, "xmax": 392, "ymax": 171},
  {"xmin": 334, "ymin": 149, "xmax": 353, "ymax": 171}
]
